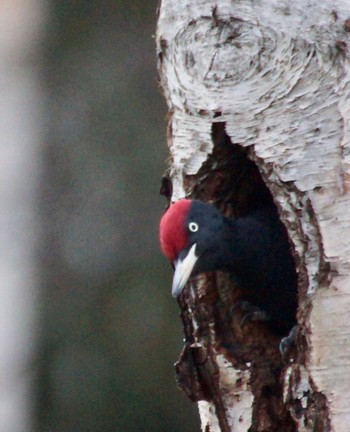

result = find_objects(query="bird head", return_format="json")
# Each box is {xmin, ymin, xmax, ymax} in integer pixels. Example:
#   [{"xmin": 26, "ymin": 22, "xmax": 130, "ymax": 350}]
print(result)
[{"xmin": 159, "ymin": 199, "xmax": 225, "ymax": 297}]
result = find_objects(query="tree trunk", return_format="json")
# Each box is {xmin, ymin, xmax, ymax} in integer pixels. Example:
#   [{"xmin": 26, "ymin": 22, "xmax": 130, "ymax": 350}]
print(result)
[
  {"xmin": 157, "ymin": 1, "xmax": 350, "ymax": 431},
  {"xmin": 0, "ymin": 2, "xmax": 44, "ymax": 431}
]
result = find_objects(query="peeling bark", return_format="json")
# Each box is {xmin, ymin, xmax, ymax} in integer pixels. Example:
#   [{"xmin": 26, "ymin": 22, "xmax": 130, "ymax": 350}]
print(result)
[{"xmin": 157, "ymin": 1, "xmax": 350, "ymax": 431}]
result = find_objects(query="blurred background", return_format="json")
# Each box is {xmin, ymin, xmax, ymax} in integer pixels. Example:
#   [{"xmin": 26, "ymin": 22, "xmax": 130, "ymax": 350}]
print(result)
[{"xmin": 0, "ymin": 1, "xmax": 199, "ymax": 431}]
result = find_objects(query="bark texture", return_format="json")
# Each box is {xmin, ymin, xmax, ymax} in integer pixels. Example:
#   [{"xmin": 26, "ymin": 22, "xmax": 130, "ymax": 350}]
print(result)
[{"xmin": 157, "ymin": 1, "xmax": 350, "ymax": 431}]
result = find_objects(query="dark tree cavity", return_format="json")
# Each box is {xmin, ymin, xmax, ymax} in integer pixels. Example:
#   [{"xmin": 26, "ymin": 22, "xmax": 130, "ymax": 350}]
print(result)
[{"xmin": 161, "ymin": 122, "xmax": 299, "ymax": 431}]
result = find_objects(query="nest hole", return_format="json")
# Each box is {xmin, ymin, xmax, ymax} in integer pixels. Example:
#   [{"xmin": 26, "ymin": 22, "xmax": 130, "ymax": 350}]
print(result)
[{"xmin": 188, "ymin": 121, "xmax": 276, "ymax": 218}]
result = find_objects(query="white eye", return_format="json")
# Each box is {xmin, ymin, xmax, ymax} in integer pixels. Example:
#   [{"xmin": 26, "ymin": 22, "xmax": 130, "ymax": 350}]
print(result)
[{"xmin": 189, "ymin": 222, "xmax": 199, "ymax": 232}]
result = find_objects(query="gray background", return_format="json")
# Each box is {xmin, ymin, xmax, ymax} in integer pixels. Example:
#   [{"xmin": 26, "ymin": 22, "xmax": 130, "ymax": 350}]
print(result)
[{"xmin": 39, "ymin": 1, "xmax": 199, "ymax": 430}]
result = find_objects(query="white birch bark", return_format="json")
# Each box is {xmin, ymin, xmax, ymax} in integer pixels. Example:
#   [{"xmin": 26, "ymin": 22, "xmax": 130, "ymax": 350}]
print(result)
[
  {"xmin": 0, "ymin": 2, "xmax": 44, "ymax": 431},
  {"xmin": 157, "ymin": 1, "xmax": 350, "ymax": 431}
]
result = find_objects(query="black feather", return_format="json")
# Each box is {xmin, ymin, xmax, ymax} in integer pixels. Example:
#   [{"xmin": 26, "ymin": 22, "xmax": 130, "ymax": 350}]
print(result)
[{"xmin": 185, "ymin": 200, "xmax": 298, "ymax": 335}]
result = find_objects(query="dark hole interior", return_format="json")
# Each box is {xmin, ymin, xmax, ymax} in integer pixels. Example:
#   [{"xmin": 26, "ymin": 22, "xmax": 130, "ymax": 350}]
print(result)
[
  {"xmin": 188, "ymin": 121, "xmax": 275, "ymax": 219},
  {"xmin": 160, "ymin": 120, "xmax": 300, "ymax": 431}
]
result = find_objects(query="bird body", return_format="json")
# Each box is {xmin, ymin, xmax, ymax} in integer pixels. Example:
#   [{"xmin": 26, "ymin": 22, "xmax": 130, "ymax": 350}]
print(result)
[{"xmin": 160, "ymin": 199, "xmax": 298, "ymax": 335}]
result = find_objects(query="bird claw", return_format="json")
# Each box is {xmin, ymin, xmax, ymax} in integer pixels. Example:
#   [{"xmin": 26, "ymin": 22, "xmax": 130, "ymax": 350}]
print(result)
[
  {"xmin": 230, "ymin": 301, "xmax": 270, "ymax": 327},
  {"xmin": 279, "ymin": 325, "xmax": 298, "ymax": 361}
]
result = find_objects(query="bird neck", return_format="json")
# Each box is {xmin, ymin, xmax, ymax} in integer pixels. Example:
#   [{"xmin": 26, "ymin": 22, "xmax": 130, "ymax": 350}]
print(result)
[
  {"xmin": 222, "ymin": 213, "xmax": 263, "ymax": 274},
  {"xmin": 214, "ymin": 217, "xmax": 242, "ymax": 271}
]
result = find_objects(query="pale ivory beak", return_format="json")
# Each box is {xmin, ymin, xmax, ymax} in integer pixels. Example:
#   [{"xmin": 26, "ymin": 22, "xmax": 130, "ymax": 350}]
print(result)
[{"xmin": 172, "ymin": 243, "xmax": 198, "ymax": 297}]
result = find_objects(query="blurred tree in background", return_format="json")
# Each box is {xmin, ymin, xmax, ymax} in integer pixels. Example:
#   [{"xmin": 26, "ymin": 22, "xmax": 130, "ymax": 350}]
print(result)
[{"xmin": 38, "ymin": 1, "xmax": 199, "ymax": 431}]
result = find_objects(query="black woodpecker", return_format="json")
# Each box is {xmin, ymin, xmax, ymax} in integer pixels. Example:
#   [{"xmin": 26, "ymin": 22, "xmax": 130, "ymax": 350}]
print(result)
[{"xmin": 160, "ymin": 199, "xmax": 298, "ymax": 335}]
